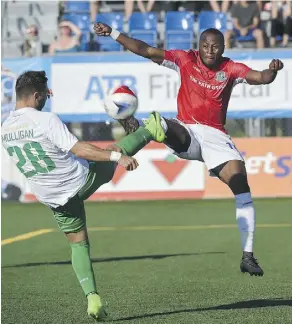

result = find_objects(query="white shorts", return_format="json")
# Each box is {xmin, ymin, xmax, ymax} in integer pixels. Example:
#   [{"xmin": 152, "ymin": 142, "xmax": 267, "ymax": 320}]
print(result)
[{"xmin": 172, "ymin": 120, "xmax": 244, "ymax": 175}]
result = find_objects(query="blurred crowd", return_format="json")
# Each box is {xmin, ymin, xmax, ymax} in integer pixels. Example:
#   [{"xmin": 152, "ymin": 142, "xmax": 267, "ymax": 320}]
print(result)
[{"xmin": 18, "ymin": 1, "xmax": 292, "ymax": 57}]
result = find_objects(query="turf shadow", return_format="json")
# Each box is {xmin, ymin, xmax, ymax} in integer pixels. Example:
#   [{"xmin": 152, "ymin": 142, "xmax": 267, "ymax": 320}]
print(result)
[
  {"xmin": 114, "ymin": 298, "xmax": 292, "ymax": 321},
  {"xmin": 2, "ymin": 251, "xmax": 225, "ymax": 268}
]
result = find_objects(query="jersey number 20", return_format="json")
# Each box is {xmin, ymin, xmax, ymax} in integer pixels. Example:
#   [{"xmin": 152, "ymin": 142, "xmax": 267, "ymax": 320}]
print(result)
[{"xmin": 7, "ymin": 142, "xmax": 56, "ymax": 178}]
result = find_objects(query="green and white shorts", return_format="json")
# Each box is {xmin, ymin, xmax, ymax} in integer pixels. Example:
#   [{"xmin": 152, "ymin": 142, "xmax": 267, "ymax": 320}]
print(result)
[{"xmin": 51, "ymin": 161, "xmax": 116, "ymax": 233}]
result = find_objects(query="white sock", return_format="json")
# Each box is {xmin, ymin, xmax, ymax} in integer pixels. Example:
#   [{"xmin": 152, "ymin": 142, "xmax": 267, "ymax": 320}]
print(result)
[
  {"xmin": 160, "ymin": 117, "xmax": 168, "ymax": 132},
  {"xmin": 235, "ymin": 192, "xmax": 255, "ymax": 253}
]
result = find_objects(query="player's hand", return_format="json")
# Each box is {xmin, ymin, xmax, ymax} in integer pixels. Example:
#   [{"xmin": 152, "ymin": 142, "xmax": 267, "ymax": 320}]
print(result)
[
  {"xmin": 118, "ymin": 155, "xmax": 139, "ymax": 171},
  {"xmin": 94, "ymin": 23, "xmax": 112, "ymax": 36},
  {"xmin": 269, "ymin": 59, "xmax": 284, "ymax": 72}
]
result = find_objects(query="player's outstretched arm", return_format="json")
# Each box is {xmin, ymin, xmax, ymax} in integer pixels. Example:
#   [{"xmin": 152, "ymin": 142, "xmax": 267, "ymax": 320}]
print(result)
[
  {"xmin": 71, "ymin": 141, "xmax": 139, "ymax": 171},
  {"xmin": 94, "ymin": 22, "xmax": 164, "ymax": 64},
  {"xmin": 245, "ymin": 59, "xmax": 284, "ymax": 85}
]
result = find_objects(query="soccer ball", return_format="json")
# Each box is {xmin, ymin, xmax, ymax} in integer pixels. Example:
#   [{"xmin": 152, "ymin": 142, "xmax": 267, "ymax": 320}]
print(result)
[{"xmin": 104, "ymin": 85, "xmax": 138, "ymax": 120}]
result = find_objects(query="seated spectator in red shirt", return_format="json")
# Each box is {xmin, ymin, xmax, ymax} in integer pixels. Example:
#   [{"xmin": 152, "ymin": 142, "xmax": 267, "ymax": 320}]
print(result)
[{"xmin": 225, "ymin": 0, "xmax": 264, "ymax": 49}]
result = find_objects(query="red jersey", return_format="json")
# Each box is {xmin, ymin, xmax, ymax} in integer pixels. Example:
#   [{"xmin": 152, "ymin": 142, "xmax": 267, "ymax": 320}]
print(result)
[{"xmin": 162, "ymin": 50, "xmax": 251, "ymax": 132}]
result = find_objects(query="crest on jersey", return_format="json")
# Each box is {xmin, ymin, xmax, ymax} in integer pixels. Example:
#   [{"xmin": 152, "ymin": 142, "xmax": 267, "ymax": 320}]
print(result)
[{"xmin": 215, "ymin": 71, "xmax": 227, "ymax": 82}]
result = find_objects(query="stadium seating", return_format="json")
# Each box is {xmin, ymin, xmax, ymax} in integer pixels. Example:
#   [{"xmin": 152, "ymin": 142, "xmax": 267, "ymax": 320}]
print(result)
[
  {"xmin": 198, "ymin": 11, "xmax": 227, "ymax": 34},
  {"xmin": 64, "ymin": 1, "xmax": 90, "ymax": 13},
  {"xmin": 3, "ymin": 1, "xmax": 59, "ymax": 56},
  {"xmin": 62, "ymin": 13, "xmax": 90, "ymax": 31},
  {"xmin": 165, "ymin": 11, "xmax": 194, "ymax": 50},
  {"xmin": 129, "ymin": 12, "xmax": 157, "ymax": 47},
  {"xmin": 95, "ymin": 13, "xmax": 123, "ymax": 51},
  {"xmin": 234, "ymin": 31, "xmax": 255, "ymax": 42}
]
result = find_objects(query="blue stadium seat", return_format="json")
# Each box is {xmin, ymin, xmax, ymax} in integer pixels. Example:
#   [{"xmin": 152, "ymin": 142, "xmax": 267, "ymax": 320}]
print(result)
[
  {"xmin": 64, "ymin": 1, "xmax": 90, "ymax": 13},
  {"xmin": 165, "ymin": 11, "xmax": 194, "ymax": 50},
  {"xmin": 80, "ymin": 33, "xmax": 90, "ymax": 51},
  {"xmin": 198, "ymin": 11, "xmax": 227, "ymax": 34},
  {"xmin": 62, "ymin": 14, "xmax": 90, "ymax": 31},
  {"xmin": 95, "ymin": 13, "xmax": 124, "ymax": 51},
  {"xmin": 275, "ymin": 35, "xmax": 292, "ymax": 42},
  {"xmin": 235, "ymin": 34, "xmax": 255, "ymax": 42},
  {"xmin": 167, "ymin": 42, "xmax": 192, "ymax": 50},
  {"xmin": 129, "ymin": 12, "xmax": 157, "ymax": 46}
]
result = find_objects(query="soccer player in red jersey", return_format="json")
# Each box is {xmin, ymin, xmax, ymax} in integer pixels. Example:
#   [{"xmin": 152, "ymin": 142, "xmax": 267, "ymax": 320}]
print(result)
[{"xmin": 94, "ymin": 24, "xmax": 284, "ymax": 276}]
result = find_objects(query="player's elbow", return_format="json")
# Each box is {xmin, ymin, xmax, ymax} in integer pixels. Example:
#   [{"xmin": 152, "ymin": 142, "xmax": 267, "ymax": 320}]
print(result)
[
  {"xmin": 261, "ymin": 75, "xmax": 273, "ymax": 85},
  {"xmin": 139, "ymin": 44, "xmax": 153, "ymax": 59},
  {"xmin": 261, "ymin": 71, "xmax": 277, "ymax": 85},
  {"xmin": 70, "ymin": 141, "xmax": 86, "ymax": 159}
]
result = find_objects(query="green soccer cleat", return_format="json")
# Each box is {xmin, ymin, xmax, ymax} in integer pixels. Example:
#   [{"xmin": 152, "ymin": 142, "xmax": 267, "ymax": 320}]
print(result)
[
  {"xmin": 87, "ymin": 293, "xmax": 108, "ymax": 322},
  {"xmin": 144, "ymin": 111, "xmax": 166, "ymax": 143}
]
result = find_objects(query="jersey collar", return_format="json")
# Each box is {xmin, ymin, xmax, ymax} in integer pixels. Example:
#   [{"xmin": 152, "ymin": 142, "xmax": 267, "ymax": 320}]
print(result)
[{"xmin": 11, "ymin": 107, "xmax": 36, "ymax": 116}]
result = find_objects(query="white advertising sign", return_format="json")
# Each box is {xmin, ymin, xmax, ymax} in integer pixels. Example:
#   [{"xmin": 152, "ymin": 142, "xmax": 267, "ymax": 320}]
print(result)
[
  {"xmin": 2, "ymin": 142, "xmax": 205, "ymax": 202},
  {"xmin": 51, "ymin": 58, "xmax": 292, "ymax": 118}
]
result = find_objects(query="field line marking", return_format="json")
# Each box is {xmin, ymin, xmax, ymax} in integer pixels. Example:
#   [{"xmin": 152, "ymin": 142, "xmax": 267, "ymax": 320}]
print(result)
[
  {"xmin": 87, "ymin": 224, "xmax": 292, "ymax": 232},
  {"xmin": 1, "ymin": 229, "xmax": 55, "ymax": 246},
  {"xmin": 2, "ymin": 224, "xmax": 291, "ymax": 246}
]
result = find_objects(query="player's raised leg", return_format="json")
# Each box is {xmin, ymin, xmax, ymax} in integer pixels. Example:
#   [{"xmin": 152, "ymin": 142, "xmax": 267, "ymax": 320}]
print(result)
[
  {"xmin": 52, "ymin": 196, "xmax": 107, "ymax": 321},
  {"xmin": 116, "ymin": 112, "xmax": 191, "ymax": 154},
  {"xmin": 212, "ymin": 160, "xmax": 264, "ymax": 276},
  {"xmin": 109, "ymin": 111, "xmax": 166, "ymax": 155},
  {"xmin": 77, "ymin": 111, "xmax": 166, "ymax": 200}
]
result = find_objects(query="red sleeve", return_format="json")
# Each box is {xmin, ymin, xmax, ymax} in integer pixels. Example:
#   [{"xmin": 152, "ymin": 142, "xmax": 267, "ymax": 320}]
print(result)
[
  {"xmin": 161, "ymin": 50, "xmax": 185, "ymax": 71},
  {"xmin": 230, "ymin": 61, "xmax": 252, "ymax": 80}
]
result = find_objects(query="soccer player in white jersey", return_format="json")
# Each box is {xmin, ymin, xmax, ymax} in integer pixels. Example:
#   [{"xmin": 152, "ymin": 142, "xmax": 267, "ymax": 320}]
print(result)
[{"xmin": 1, "ymin": 71, "xmax": 165, "ymax": 321}]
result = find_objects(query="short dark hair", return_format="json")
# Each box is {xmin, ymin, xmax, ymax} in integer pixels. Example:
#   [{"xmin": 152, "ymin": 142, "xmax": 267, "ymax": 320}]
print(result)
[
  {"xmin": 200, "ymin": 28, "xmax": 224, "ymax": 44},
  {"xmin": 15, "ymin": 70, "xmax": 48, "ymax": 100}
]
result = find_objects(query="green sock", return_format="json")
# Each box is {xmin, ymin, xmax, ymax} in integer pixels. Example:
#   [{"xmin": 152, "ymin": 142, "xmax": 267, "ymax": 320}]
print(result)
[
  {"xmin": 70, "ymin": 240, "xmax": 97, "ymax": 296},
  {"xmin": 116, "ymin": 127, "xmax": 152, "ymax": 156}
]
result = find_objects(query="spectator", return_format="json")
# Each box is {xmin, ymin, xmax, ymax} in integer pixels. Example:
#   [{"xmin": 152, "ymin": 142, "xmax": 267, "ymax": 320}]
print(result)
[
  {"xmin": 90, "ymin": 1, "xmax": 99, "ymax": 25},
  {"xmin": 176, "ymin": 1, "xmax": 233, "ymax": 13},
  {"xmin": 270, "ymin": 1, "xmax": 292, "ymax": 47},
  {"xmin": 225, "ymin": 0, "xmax": 264, "ymax": 49},
  {"xmin": 124, "ymin": 0, "xmax": 156, "ymax": 21},
  {"xmin": 209, "ymin": 0, "xmax": 231, "ymax": 13},
  {"xmin": 177, "ymin": 1, "xmax": 213, "ymax": 13},
  {"xmin": 232, "ymin": 1, "xmax": 263, "ymax": 11},
  {"xmin": 21, "ymin": 25, "xmax": 42, "ymax": 57},
  {"xmin": 49, "ymin": 20, "xmax": 81, "ymax": 54}
]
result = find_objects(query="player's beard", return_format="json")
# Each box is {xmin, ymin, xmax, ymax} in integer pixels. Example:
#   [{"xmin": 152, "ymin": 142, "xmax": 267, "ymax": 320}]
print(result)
[
  {"xmin": 36, "ymin": 96, "xmax": 47, "ymax": 111},
  {"xmin": 203, "ymin": 57, "xmax": 222, "ymax": 69}
]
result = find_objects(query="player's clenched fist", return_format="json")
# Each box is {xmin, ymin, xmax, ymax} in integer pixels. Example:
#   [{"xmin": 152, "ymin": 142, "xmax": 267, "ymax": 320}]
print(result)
[
  {"xmin": 94, "ymin": 23, "xmax": 112, "ymax": 36},
  {"xmin": 269, "ymin": 59, "xmax": 284, "ymax": 72},
  {"xmin": 118, "ymin": 156, "xmax": 139, "ymax": 171}
]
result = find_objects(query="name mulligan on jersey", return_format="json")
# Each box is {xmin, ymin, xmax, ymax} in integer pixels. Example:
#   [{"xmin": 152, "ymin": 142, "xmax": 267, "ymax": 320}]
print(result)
[{"xmin": 2, "ymin": 129, "xmax": 34, "ymax": 142}]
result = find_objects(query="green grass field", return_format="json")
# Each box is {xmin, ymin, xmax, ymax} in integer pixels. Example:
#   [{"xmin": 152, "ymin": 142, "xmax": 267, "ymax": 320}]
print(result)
[{"xmin": 2, "ymin": 199, "xmax": 292, "ymax": 324}]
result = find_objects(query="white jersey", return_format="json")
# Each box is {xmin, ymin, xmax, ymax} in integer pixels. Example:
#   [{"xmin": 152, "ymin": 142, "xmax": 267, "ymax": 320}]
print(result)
[{"xmin": 1, "ymin": 107, "xmax": 89, "ymax": 208}]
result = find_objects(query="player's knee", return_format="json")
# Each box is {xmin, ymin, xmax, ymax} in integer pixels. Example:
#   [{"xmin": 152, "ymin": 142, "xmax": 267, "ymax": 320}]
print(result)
[
  {"xmin": 102, "ymin": 162, "xmax": 117, "ymax": 184},
  {"xmin": 66, "ymin": 229, "xmax": 88, "ymax": 244},
  {"xmin": 228, "ymin": 173, "xmax": 250, "ymax": 195},
  {"xmin": 164, "ymin": 119, "xmax": 191, "ymax": 153},
  {"xmin": 253, "ymin": 29, "xmax": 263, "ymax": 38},
  {"xmin": 224, "ymin": 30, "xmax": 232, "ymax": 39}
]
